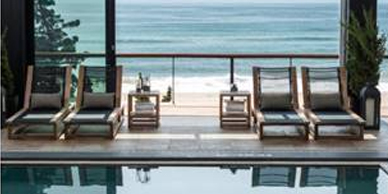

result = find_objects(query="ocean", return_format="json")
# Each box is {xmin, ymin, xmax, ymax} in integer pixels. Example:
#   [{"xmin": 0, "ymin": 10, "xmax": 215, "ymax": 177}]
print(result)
[{"xmin": 50, "ymin": 2, "xmax": 388, "ymax": 92}]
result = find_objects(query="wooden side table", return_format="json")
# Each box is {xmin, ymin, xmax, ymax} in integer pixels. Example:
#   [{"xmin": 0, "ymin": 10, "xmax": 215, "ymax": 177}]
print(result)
[
  {"xmin": 128, "ymin": 91, "xmax": 160, "ymax": 129},
  {"xmin": 219, "ymin": 91, "xmax": 251, "ymax": 128}
]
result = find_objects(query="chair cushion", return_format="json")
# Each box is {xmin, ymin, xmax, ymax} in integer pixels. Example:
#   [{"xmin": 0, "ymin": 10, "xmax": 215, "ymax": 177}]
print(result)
[
  {"xmin": 30, "ymin": 93, "xmax": 62, "ymax": 109},
  {"xmin": 310, "ymin": 93, "xmax": 342, "ymax": 110},
  {"xmin": 15, "ymin": 109, "xmax": 59, "ymax": 124},
  {"xmin": 261, "ymin": 110, "xmax": 305, "ymax": 124},
  {"xmin": 260, "ymin": 93, "xmax": 292, "ymax": 110},
  {"xmin": 313, "ymin": 111, "xmax": 360, "ymax": 124},
  {"xmin": 68, "ymin": 109, "xmax": 113, "ymax": 124},
  {"xmin": 83, "ymin": 92, "xmax": 114, "ymax": 109}
]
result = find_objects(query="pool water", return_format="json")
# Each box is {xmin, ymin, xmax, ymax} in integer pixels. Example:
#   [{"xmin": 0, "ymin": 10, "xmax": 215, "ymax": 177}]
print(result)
[{"xmin": 2, "ymin": 165, "xmax": 388, "ymax": 194}]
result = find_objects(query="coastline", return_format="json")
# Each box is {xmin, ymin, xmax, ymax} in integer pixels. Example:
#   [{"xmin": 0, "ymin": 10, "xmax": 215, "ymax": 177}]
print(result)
[{"xmin": 122, "ymin": 90, "xmax": 388, "ymax": 117}]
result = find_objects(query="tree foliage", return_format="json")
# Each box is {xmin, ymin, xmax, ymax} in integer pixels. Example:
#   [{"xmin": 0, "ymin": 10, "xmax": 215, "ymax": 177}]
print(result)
[
  {"xmin": 34, "ymin": 0, "xmax": 83, "ymax": 96},
  {"xmin": 35, "ymin": 0, "xmax": 80, "ymax": 54},
  {"xmin": 345, "ymin": 8, "xmax": 387, "ymax": 98}
]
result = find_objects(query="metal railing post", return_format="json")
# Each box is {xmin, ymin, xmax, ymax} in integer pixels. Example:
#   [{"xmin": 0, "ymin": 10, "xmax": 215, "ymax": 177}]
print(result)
[
  {"xmin": 289, "ymin": 57, "xmax": 293, "ymax": 67},
  {"xmin": 230, "ymin": 57, "xmax": 235, "ymax": 101},
  {"xmin": 230, "ymin": 57, "xmax": 234, "ymax": 84},
  {"xmin": 172, "ymin": 57, "xmax": 176, "ymax": 105}
]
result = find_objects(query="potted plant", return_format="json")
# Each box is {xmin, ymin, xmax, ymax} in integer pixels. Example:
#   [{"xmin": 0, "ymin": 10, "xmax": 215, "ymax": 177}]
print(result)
[
  {"xmin": 344, "ymin": 8, "xmax": 386, "ymax": 113},
  {"xmin": 162, "ymin": 86, "xmax": 172, "ymax": 102}
]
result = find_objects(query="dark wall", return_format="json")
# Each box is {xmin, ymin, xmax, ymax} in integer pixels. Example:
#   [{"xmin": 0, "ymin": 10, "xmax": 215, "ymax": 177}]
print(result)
[{"xmin": 1, "ymin": 0, "xmax": 34, "ymax": 113}]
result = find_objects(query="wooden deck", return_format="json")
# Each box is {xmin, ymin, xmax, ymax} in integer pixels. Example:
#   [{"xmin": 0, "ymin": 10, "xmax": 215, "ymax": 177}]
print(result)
[{"xmin": 2, "ymin": 108, "xmax": 388, "ymax": 164}]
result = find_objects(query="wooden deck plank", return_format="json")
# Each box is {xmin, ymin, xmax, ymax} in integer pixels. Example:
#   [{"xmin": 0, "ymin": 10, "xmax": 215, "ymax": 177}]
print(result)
[{"xmin": 2, "ymin": 116, "xmax": 388, "ymax": 163}]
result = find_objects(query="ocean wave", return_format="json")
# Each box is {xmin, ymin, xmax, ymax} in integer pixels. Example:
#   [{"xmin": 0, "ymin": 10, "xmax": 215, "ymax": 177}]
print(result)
[
  {"xmin": 231, "ymin": 36, "xmax": 337, "ymax": 42},
  {"xmin": 117, "ymin": 39, "xmax": 176, "ymax": 44},
  {"xmin": 122, "ymin": 73, "xmax": 388, "ymax": 93},
  {"xmin": 114, "ymin": 36, "xmax": 337, "ymax": 45}
]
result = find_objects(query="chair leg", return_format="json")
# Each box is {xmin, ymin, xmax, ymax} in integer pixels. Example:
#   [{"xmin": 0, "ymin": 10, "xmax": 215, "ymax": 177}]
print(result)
[
  {"xmin": 304, "ymin": 124, "xmax": 310, "ymax": 141},
  {"xmin": 359, "ymin": 125, "xmax": 364, "ymax": 140},
  {"xmin": 314, "ymin": 125, "xmax": 319, "ymax": 140},
  {"xmin": 64, "ymin": 123, "xmax": 76, "ymax": 139},
  {"xmin": 110, "ymin": 118, "xmax": 121, "ymax": 139},
  {"xmin": 127, "ymin": 116, "xmax": 132, "ymax": 130},
  {"xmin": 109, "ymin": 123, "xmax": 115, "ymax": 139},
  {"xmin": 53, "ymin": 123, "xmax": 58, "ymax": 140},
  {"xmin": 259, "ymin": 124, "xmax": 264, "ymax": 140},
  {"xmin": 7, "ymin": 124, "xmax": 14, "ymax": 139},
  {"xmin": 8, "ymin": 124, "xmax": 27, "ymax": 139},
  {"xmin": 128, "ymin": 116, "xmax": 133, "ymax": 130}
]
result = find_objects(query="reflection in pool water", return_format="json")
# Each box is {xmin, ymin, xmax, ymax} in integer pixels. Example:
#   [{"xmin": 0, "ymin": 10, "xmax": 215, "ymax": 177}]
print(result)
[{"xmin": 1, "ymin": 165, "xmax": 387, "ymax": 194}]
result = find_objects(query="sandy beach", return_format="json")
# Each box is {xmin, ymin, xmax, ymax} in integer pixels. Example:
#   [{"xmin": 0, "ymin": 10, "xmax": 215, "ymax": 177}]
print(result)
[{"xmin": 122, "ymin": 91, "xmax": 388, "ymax": 117}]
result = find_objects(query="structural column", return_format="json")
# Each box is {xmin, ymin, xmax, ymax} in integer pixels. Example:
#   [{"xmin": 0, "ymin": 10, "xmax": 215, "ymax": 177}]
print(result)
[{"xmin": 1, "ymin": 0, "xmax": 34, "ymax": 113}]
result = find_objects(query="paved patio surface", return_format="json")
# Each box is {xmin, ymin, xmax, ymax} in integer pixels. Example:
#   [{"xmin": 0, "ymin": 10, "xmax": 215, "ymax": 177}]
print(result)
[{"xmin": 2, "ymin": 114, "xmax": 388, "ymax": 163}]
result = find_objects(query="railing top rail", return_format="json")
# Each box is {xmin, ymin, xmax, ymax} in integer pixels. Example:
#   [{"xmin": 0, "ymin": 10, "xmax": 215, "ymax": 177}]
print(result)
[
  {"xmin": 116, "ymin": 53, "xmax": 340, "ymax": 59},
  {"xmin": 34, "ymin": 52, "xmax": 388, "ymax": 59},
  {"xmin": 35, "ymin": 52, "xmax": 341, "ymax": 59}
]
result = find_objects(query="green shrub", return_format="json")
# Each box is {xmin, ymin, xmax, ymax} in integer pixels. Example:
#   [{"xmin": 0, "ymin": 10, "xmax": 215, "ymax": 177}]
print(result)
[{"xmin": 344, "ymin": 8, "xmax": 386, "ymax": 98}]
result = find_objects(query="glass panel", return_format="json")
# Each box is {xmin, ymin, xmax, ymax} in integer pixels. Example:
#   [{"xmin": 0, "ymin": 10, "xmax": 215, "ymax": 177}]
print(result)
[
  {"xmin": 34, "ymin": 0, "xmax": 105, "ymax": 66},
  {"xmin": 34, "ymin": 0, "xmax": 106, "ymax": 99},
  {"xmin": 116, "ymin": 2, "xmax": 341, "ymax": 107},
  {"xmin": 378, "ymin": 1, "xmax": 388, "ymax": 112},
  {"xmin": 116, "ymin": 3, "xmax": 340, "ymax": 54}
]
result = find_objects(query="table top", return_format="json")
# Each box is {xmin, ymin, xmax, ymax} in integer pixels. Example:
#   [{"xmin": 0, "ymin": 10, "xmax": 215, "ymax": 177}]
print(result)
[
  {"xmin": 128, "ymin": 91, "xmax": 160, "ymax": 96},
  {"xmin": 220, "ymin": 90, "xmax": 251, "ymax": 96}
]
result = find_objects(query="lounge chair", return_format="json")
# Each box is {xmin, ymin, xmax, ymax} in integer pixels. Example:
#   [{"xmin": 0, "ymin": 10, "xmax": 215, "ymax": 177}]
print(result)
[
  {"xmin": 252, "ymin": 67, "xmax": 309, "ymax": 140},
  {"xmin": 5, "ymin": 66, "xmax": 72, "ymax": 139},
  {"xmin": 63, "ymin": 66, "xmax": 123, "ymax": 139},
  {"xmin": 301, "ymin": 67, "xmax": 365, "ymax": 140}
]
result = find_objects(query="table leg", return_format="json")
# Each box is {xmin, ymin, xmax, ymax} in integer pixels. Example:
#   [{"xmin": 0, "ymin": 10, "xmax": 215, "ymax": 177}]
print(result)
[
  {"xmin": 247, "ymin": 95, "xmax": 251, "ymax": 127},
  {"xmin": 219, "ymin": 94, "xmax": 223, "ymax": 128},
  {"xmin": 156, "ymin": 95, "xmax": 160, "ymax": 127},
  {"xmin": 128, "ymin": 95, "xmax": 132, "ymax": 130}
]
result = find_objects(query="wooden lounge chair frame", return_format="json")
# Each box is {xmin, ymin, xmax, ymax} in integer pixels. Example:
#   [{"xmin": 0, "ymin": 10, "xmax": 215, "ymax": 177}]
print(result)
[
  {"xmin": 5, "ymin": 65, "xmax": 72, "ymax": 139},
  {"xmin": 301, "ymin": 66, "xmax": 365, "ymax": 140},
  {"xmin": 64, "ymin": 66, "xmax": 123, "ymax": 139},
  {"xmin": 252, "ymin": 67, "xmax": 309, "ymax": 140}
]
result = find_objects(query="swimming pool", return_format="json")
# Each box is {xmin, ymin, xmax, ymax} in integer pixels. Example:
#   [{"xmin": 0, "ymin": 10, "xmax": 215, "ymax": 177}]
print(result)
[{"xmin": 2, "ymin": 165, "xmax": 388, "ymax": 194}]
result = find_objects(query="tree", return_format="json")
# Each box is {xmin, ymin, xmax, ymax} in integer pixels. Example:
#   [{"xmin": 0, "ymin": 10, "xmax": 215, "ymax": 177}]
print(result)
[{"xmin": 34, "ymin": 0, "xmax": 83, "ymax": 96}]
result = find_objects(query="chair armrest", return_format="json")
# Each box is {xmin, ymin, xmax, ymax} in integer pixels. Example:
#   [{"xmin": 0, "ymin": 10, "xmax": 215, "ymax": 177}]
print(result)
[
  {"xmin": 295, "ymin": 109, "xmax": 309, "ymax": 123},
  {"xmin": 251, "ymin": 107, "xmax": 257, "ymax": 118},
  {"xmin": 254, "ymin": 109, "xmax": 265, "ymax": 123},
  {"xmin": 345, "ymin": 109, "xmax": 365, "ymax": 124},
  {"xmin": 63, "ymin": 109, "xmax": 80, "ymax": 123},
  {"xmin": 304, "ymin": 109, "xmax": 320, "ymax": 124},
  {"xmin": 50, "ymin": 105, "xmax": 74, "ymax": 123},
  {"xmin": 108, "ymin": 107, "xmax": 123, "ymax": 123},
  {"xmin": 5, "ymin": 108, "xmax": 28, "ymax": 124}
]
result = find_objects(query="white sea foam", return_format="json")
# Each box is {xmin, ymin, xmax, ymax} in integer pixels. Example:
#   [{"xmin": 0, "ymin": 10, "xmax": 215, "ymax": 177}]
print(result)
[{"xmin": 123, "ymin": 75, "xmax": 388, "ymax": 93}]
